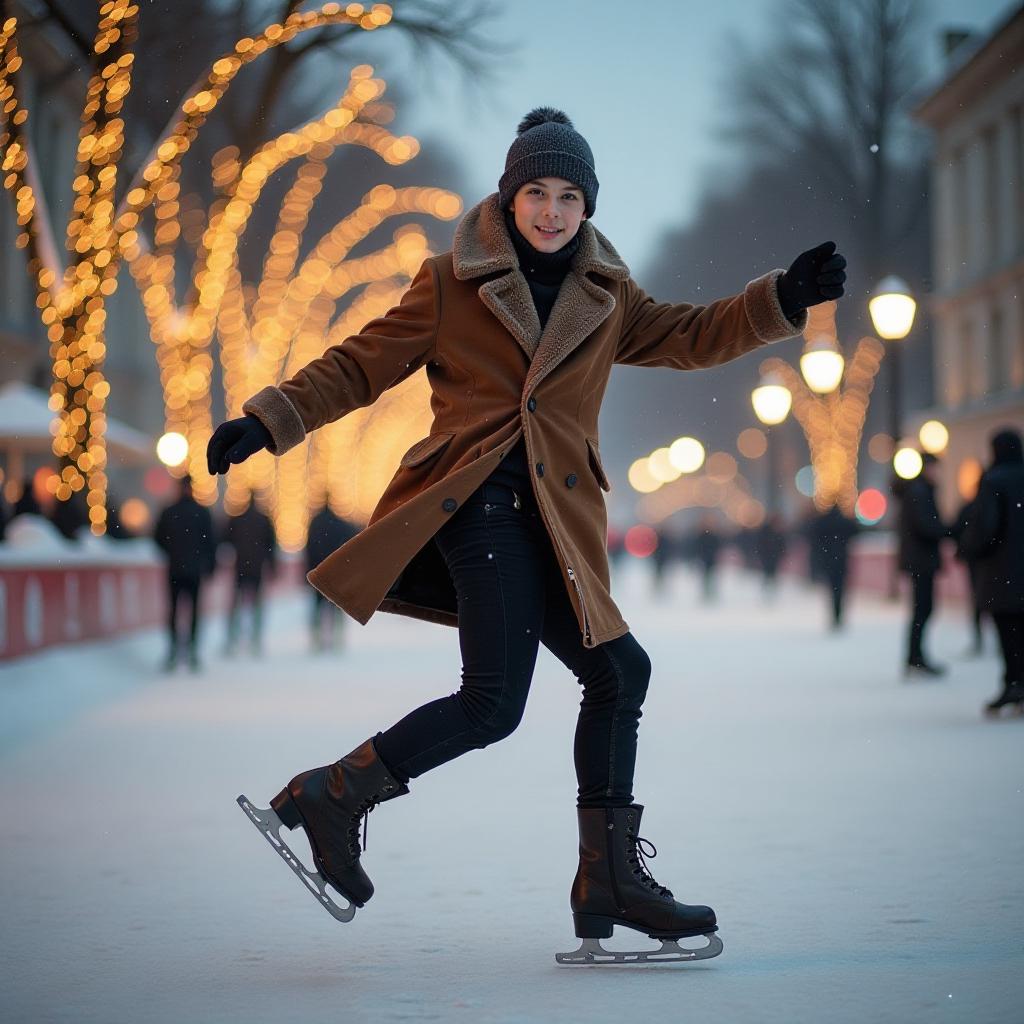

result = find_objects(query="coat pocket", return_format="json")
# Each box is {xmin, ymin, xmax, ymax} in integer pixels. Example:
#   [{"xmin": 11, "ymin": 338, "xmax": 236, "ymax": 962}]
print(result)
[
  {"xmin": 586, "ymin": 437, "xmax": 612, "ymax": 492},
  {"xmin": 399, "ymin": 431, "xmax": 455, "ymax": 468}
]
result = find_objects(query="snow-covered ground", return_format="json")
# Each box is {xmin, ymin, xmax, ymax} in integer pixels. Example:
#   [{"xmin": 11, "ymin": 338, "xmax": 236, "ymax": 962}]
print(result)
[{"xmin": 2, "ymin": 562, "xmax": 1022, "ymax": 1024}]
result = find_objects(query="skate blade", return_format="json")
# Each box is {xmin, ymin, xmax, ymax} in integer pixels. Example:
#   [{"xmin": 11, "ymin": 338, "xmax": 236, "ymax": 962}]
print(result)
[
  {"xmin": 237, "ymin": 794, "xmax": 357, "ymax": 923},
  {"xmin": 555, "ymin": 933, "xmax": 723, "ymax": 966}
]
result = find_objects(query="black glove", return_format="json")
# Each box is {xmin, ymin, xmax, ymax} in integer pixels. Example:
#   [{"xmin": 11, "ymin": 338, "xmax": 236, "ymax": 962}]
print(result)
[
  {"xmin": 207, "ymin": 415, "xmax": 272, "ymax": 476},
  {"xmin": 777, "ymin": 240, "xmax": 847, "ymax": 319}
]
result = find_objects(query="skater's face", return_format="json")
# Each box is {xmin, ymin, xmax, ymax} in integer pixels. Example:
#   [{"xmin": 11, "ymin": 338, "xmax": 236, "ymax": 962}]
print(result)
[{"xmin": 509, "ymin": 177, "xmax": 586, "ymax": 252}]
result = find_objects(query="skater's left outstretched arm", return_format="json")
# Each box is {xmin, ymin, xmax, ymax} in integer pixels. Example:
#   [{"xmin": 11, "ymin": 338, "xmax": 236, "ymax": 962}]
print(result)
[
  {"xmin": 208, "ymin": 259, "xmax": 439, "ymax": 475},
  {"xmin": 614, "ymin": 241, "xmax": 845, "ymax": 370}
]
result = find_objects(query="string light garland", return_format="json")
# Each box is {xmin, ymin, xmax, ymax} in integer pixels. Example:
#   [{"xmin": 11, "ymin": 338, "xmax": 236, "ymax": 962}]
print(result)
[{"xmin": 0, "ymin": 3, "xmax": 397, "ymax": 533}]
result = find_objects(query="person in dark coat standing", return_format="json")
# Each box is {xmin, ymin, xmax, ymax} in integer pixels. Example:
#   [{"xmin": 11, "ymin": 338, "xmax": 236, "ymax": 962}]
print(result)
[
  {"xmin": 154, "ymin": 475, "xmax": 216, "ymax": 671},
  {"xmin": 223, "ymin": 496, "xmax": 278, "ymax": 656},
  {"xmin": 952, "ymin": 487, "xmax": 987, "ymax": 656},
  {"xmin": 650, "ymin": 524, "xmax": 676, "ymax": 595},
  {"xmin": 897, "ymin": 452, "xmax": 949, "ymax": 677},
  {"xmin": 810, "ymin": 505, "xmax": 860, "ymax": 630},
  {"xmin": 305, "ymin": 502, "xmax": 360, "ymax": 651},
  {"xmin": 692, "ymin": 514, "xmax": 724, "ymax": 603},
  {"xmin": 754, "ymin": 513, "xmax": 787, "ymax": 596},
  {"xmin": 961, "ymin": 428, "xmax": 1024, "ymax": 715}
]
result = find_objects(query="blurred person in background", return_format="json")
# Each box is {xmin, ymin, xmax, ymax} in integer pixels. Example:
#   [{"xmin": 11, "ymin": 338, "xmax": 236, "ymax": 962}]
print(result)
[
  {"xmin": 305, "ymin": 501, "xmax": 360, "ymax": 652},
  {"xmin": 809, "ymin": 504, "xmax": 860, "ymax": 631},
  {"xmin": 952, "ymin": 482, "xmax": 987, "ymax": 657},
  {"xmin": 49, "ymin": 489, "xmax": 89, "ymax": 541},
  {"xmin": 11, "ymin": 477, "xmax": 43, "ymax": 520},
  {"xmin": 692, "ymin": 513, "xmax": 724, "ymax": 603},
  {"xmin": 960, "ymin": 428, "xmax": 1024, "ymax": 717},
  {"xmin": 0, "ymin": 486, "xmax": 10, "ymax": 541},
  {"xmin": 650, "ymin": 524, "xmax": 676, "ymax": 595},
  {"xmin": 754, "ymin": 512, "xmax": 787, "ymax": 597},
  {"xmin": 896, "ymin": 452, "xmax": 950, "ymax": 678},
  {"xmin": 223, "ymin": 495, "xmax": 278, "ymax": 656},
  {"xmin": 154, "ymin": 475, "xmax": 216, "ymax": 672}
]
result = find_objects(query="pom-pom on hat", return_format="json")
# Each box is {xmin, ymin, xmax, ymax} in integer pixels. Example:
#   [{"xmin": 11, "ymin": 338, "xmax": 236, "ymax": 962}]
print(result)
[{"xmin": 498, "ymin": 107, "xmax": 598, "ymax": 218}]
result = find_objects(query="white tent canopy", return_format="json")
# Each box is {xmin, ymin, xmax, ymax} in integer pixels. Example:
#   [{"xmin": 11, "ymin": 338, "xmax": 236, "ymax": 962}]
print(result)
[{"xmin": 0, "ymin": 381, "xmax": 155, "ymax": 476}]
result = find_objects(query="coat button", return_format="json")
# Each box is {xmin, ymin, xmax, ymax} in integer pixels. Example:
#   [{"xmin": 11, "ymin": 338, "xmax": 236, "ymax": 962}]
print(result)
[
  {"xmin": 566, "ymin": 473, "xmax": 578, "ymax": 488},
  {"xmin": 442, "ymin": 498, "xmax": 457, "ymax": 513},
  {"xmin": 535, "ymin": 462, "xmax": 545, "ymax": 478},
  {"xmin": 527, "ymin": 397, "xmax": 537, "ymax": 412}
]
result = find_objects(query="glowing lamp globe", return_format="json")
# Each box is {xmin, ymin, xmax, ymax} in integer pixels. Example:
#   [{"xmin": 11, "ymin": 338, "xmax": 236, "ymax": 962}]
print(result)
[
  {"xmin": 648, "ymin": 447, "xmax": 682, "ymax": 483},
  {"xmin": 156, "ymin": 432, "xmax": 189, "ymax": 467},
  {"xmin": 893, "ymin": 447, "xmax": 923, "ymax": 480},
  {"xmin": 628, "ymin": 458, "xmax": 661, "ymax": 494},
  {"xmin": 799, "ymin": 338, "xmax": 845, "ymax": 394},
  {"xmin": 918, "ymin": 420, "xmax": 949, "ymax": 455},
  {"xmin": 751, "ymin": 375, "xmax": 792, "ymax": 426},
  {"xmin": 869, "ymin": 276, "xmax": 916, "ymax": 340},
  {"xmin": 668, "ymin": 436, "xmax": 706, "ymax": 474}
]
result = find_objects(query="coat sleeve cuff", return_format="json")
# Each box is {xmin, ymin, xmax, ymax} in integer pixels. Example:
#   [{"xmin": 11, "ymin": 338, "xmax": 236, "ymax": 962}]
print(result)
[
  {"xmin": 242, "ymin": 385, "xmax": 306, "ymax": 455},
  {"xmin": 744, "ymin": 269, "xmax": 808, "ymax": 343}
]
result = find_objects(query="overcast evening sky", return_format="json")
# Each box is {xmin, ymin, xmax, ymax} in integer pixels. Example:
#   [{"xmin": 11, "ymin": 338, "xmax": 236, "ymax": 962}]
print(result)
[{"xmin": 388, "ymin": 0, "xmax": 1018, "ymax": 274}]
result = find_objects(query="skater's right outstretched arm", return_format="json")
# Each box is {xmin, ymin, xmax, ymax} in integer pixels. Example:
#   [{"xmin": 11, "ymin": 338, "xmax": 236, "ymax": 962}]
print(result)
[{"xmin": 223, "ymin": 259, "xmax": 439, "ymax": 461}]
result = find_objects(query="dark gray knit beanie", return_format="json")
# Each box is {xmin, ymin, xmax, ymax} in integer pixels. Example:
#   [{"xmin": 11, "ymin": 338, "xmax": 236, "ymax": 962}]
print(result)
[{"xmin": 498, "ymin": 107, "xmax": 598, "ymax": 218}]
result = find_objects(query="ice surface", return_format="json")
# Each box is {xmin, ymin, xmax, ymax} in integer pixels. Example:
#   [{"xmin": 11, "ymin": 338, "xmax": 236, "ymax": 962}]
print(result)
[{"xmin": 1, "ymin": 562, "xmax": 1021, "ymax": 1023}]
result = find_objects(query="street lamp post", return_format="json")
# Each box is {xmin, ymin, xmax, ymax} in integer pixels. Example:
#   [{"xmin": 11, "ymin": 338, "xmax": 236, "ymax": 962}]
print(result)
[
  {"xmin": 869, "ymin": 275, "xmax": 917, "ymax": 442},
  {"xmin": 751, "ymin": 374, "xmax": 792, "ymax": 517},
  {"xmin": 869, "ymin": 276, "xmax": 917, "ymax": 597}
]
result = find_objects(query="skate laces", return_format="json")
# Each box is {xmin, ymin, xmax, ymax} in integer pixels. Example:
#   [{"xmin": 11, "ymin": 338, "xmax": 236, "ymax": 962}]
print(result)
[
  {"xmin": 346, "ymin": 800, "xmax": 378, "ymax": 856},
  {"xmin": 628, "ymin": 834, "xmax": 673, "ymax": 897}
]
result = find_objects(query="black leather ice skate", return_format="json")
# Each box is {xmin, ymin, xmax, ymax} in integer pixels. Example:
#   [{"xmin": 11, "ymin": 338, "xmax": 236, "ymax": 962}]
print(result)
[
  {"xmin": 556, "ymin": 805, "xmax": 723, "ymax": 965},
  {"xmin": 237, "ymin": 738, "xmax": 408, "ymax": 921}
]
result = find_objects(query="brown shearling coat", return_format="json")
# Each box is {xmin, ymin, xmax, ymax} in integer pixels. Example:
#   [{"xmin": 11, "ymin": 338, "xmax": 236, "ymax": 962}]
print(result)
[{"xmin": 243, "ymin": 194, "xmax": 806, "ymax": 648}]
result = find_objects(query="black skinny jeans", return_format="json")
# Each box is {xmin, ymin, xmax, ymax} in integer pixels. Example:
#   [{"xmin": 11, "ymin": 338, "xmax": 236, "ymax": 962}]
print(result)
[{"xmin": 374, "ymin": 480, "xmax": 651, "ymax": 807}]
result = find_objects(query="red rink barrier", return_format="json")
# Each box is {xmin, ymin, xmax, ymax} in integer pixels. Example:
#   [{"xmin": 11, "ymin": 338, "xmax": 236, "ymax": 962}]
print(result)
[
  {"xmin": 0, "ymin": 559, "xmax": 304, "ymax": 662},
  {"xmin": 0, "ymin": 536, "xmax": 968, "ymax": 662}
]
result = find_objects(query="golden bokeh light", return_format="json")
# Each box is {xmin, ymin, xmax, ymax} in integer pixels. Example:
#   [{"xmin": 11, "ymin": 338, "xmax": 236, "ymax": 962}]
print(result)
[
  {"xmin": 867, "ymin": 432, "xmax": 894, "ymax": 464},
  {"xmin": 737, "ymin": 427, "xmax": 767, "ymax": 459}
]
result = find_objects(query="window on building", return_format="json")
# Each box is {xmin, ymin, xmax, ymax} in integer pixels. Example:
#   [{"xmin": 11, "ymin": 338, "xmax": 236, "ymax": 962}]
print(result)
[
  {"xmin": 952, "ymin": 147, "xmax": 968, "ymax": 282},
  {"xmin": 1014, "ymin": 105, "xmax": 1024, "ymax": 257},
  {"xmin": 961, "ymin": 317, "xmax": 977, "ymax": 403},
  {"xmin": 983, "ymin": 125, "xmax": 999, "ymax": 267},
  {"xmin": 988, "ymin": 305, "xmax": 1006, "ymax": 394}
]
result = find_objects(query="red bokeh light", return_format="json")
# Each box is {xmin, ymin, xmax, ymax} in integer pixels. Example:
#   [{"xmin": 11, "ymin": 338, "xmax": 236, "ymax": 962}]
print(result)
[
  {"xmin": 144, "ymin": 467, "xmax": 175, "ymax": 498},
  {"xmin": 856, "ymin": 488, "xmax": 887, "ymax": 523},
  {"xmin": 624, "ymin": 524, "xmax": 658, "ymax": 558}
]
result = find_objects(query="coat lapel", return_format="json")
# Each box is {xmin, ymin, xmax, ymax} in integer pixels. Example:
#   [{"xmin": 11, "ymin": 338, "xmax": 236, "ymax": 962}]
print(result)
[
  {"xmin": 477, "ymin": 273, "xmax": 541, "ymax": 359},
  {"xmin": 524, "ymin": 272, "xmax": 615, "ymax": 392},
  {"xmin": 452, "ymin": 193, "xmax": 631, "ymax": 380}
]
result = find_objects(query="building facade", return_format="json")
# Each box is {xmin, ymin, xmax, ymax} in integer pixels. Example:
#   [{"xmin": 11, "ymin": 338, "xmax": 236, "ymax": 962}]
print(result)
[{"xmin": 913, "ymin": 5, "xmax": 1024, "ymax": 511}]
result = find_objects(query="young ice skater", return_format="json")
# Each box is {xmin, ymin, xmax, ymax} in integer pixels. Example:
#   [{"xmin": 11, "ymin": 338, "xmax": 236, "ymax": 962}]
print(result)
[{"xmin": 209, "ymin": 107, "xmax": 846, "ymax": 964}]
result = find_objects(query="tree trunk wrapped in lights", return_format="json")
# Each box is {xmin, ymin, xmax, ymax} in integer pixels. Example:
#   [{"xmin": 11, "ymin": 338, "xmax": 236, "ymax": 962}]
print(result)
[
  {"xmin": 760, "ymin": 336, "xmax": 884, "ymax": 514},
  {"xmin": 0, "ymin": 2, "xmax": 406, "ymax": 534}
]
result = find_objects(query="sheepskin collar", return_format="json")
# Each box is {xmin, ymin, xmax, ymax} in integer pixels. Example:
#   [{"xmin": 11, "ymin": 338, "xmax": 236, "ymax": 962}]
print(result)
[{"xmin": 453, "ymin": 193, "xmax": 630, "ymax": 283}]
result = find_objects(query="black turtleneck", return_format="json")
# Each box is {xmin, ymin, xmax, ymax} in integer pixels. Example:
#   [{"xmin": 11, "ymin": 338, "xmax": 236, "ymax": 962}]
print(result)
[
  {"xmin": 489, "ymin": 215, "xmax": 582, "ymax": 492},
  {"xmin": 504, "ymin": 211, "xmax": 580, "ymax": 329}
]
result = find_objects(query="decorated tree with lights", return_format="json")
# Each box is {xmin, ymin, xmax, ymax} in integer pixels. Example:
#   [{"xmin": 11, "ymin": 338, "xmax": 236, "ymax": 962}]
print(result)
[
  {"xmin": 123, "ymin": 59, "xmax": 461, "ymax": 544},
  {"xmin": 760, "ymin": 334, "xmax": 885, "ymax": 514},
  {"xmin": 0, "ymin": 1, "xmax": 489, "ymax": 536}
]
